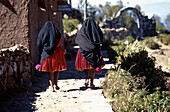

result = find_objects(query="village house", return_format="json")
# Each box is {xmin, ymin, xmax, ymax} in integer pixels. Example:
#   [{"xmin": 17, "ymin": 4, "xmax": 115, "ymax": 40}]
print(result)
[
  {"xmin": 0, "ymin": 0, "xmax": 69, "ymax": 92},
  {"xmin": 0, "ymin": 0, "xmax": 66, "ymax": 66}
]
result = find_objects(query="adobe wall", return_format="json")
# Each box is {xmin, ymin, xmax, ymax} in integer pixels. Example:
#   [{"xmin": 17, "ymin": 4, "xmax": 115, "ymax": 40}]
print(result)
[
  {"xmin": 0, "ymin": 0, "xmax": 29, "ymax": 49},
  {"xmin": 0, "ymin": 0, "xmax": 64, "ymax": 94},
  {"xmin": 0, "ymin": 0, "xmax": 64, "ymax": 65}
]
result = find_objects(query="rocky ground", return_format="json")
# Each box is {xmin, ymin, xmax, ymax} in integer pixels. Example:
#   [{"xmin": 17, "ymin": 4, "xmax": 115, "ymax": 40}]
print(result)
[
  {"xmin": 150, "ymin": 46, "xmax": 170, "ymax": 72},
  {"xmin": 0, "ymin": 47, "xmax": 113, "ymax": 112},
  {"xmin": 148, "ymin": 45, "xmax": 170, "ymax": 90}
]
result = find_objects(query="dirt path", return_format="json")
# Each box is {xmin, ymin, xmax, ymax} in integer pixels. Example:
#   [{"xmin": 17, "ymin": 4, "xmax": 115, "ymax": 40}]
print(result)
[
  {"xmin": 150, "ymin": 46, "xmax": 170, "ymax": 73},
  {"xmin": 0, "ymin": 47, "xmax": 113, "ymax": 112},
  {"xmin": 148, "ymin": 45, "xmax": 170, "ymax": 89}
]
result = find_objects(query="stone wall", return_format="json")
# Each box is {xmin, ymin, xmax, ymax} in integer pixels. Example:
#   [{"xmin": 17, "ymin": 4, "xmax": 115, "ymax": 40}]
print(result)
[
  {"xmin": 0, "ymin": 45, "xmax": 32, "ymax": 94},
  {"xmin": 101, "ymin": 7, "xmax": 157, "ymax": 37},
  {"xmin": 102, "ymin": 28, "xmax": 129, "ymax": 40},
  {"xmin": 64, "ymin": 27, "xmax": 129, "ymax": 47}
]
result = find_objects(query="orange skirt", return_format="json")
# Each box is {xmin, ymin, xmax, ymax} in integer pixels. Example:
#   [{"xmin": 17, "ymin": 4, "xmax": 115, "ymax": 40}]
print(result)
[
  {"xmin": 39, "ymin": 47, "xmax": 67, "ymax": 72},
  {"xmin": 75, "ymin": 49, "xmax": 105, "ymax": 71}
]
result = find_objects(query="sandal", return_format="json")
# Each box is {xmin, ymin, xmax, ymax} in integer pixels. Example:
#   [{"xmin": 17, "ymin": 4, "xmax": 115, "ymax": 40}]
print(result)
[
  {"xmin": 90, "ymin": 84, "xmax": 95, "ymax": 89},
  {"xmin": 47, "ymin": 87, "xmax": 55, "ymax": 92},
  {"xmin": 84, "ymin": 80, "xmax": 89, "ymax": 87},
  {"xmin": 54, "ymin": 85, "xmax": 60, "ymax": 90}
]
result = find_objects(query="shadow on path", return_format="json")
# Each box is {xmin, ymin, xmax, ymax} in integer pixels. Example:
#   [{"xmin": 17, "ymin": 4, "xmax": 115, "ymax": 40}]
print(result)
[
  {"xmin": 67, "ymin": 86, "xmax": 102, "ymax": 92},
  {"xmin": 0, "ymin": 47, "xmax": 112, "ymax": 112}
]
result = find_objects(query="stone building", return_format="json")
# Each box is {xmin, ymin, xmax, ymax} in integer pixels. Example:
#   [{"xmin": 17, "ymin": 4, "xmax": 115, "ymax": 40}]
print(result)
[
  {"xmin": 111, "ymin": 7, "xmax": 157, "ymax": 37},
  {"xmin": 100, "ymin": 7, "xmax": 157, "ymax": 38},
  {"xmin": 0, "ymin": 0, "xmax": 64, "ymax": 66}
]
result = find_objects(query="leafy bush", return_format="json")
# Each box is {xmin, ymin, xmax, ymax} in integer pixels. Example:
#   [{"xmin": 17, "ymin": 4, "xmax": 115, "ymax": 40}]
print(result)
[
  {"xmin": 125, "ymin": 36, "xmax": 135, "ymax": 44},
  {"xmin": 119, "ymin": 47, "xmax": 165, "ymax": 89},
  {"xmin": 102, "ymin": 39, "xmax": 125, "ymax": 63},
  {"xmin": 142, "ymin": 37, "xmax": 161, "ymax": 49},
  {"xmin": 158, "ymin": 34, "xmax": 170, "ymax": 45},
  {"xmin": 112, "ymin": 39, "xmax": 126, "ymax": 55},
  {"xmin": 63, "ymin": 19, "xmax": 79, "ymax": 33},
  {"xmin": 102, "ymin": 69, "xmax": 144, "ymax": 98},
  {"xmin": 156, "ymin": 23, "xmax": 167, "ymax": 33},
  {"xmin": 102, "ymin": 40, "xmax": 119, "ymax": 63},
  {"xmin": 112, "ymin": 39, "xmax": 125, "ymax": 46},
  {"xmin": 103, "ymin": 38, "xmax": 169, "ymax": 112},
  {"xmin": 102, "ymin": 69, "xmax": 170, "ymax": 112}
]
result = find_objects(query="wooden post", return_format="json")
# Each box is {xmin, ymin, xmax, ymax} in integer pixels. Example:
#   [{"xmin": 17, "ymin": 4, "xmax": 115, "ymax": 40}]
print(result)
[
  {"xmin": 84, "ymin": 0, "xmax": 87, "ymax": 20},
  {"xmin": 68, "ymin": 0, "xmax": 72, "ymax": 8}
]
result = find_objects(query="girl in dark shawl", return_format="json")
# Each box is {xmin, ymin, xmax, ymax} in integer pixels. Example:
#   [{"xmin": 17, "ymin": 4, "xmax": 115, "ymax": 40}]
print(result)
[
  {"xmin": 36, "ymin": 21, "xmax": 67, "ymax": 92},
  {"xmin": 75, "ymin": 17, "xmax": 105, "ymax": 88}
]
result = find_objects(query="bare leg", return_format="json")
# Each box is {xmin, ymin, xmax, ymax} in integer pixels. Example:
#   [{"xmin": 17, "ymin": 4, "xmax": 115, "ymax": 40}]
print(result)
[
  {"xmin": 90, "ymin": 68, "xmax": 95, "ymax": 88},
  {"xmin": 84, "ymin": 69, "xmax": 89, "ymax": 87},
  {"xmin": 84, "ymin": 69, "xmax": 89, "ymax": 80},
  {"xmin": 54, "ymin": 71, "xmax": 60, "ymax": 90},
  {"xmin": 48, "ymin": 72, "xmax": 54, "ymax": 91}
]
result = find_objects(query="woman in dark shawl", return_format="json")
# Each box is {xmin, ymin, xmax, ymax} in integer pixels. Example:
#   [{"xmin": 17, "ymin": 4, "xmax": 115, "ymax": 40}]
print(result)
[
  {"xmin": 75, "ymin": 17, "xmax": 105, "ymax": 88},
  {"xmin": 36, "ymin": 21, "xmax": 67, "ymax": 92}
]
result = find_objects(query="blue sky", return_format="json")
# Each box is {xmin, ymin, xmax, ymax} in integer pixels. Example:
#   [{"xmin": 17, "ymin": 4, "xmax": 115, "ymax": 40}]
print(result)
[{"xmin": 72, "ymin": 0, "xmax": 170, "ymax": 23}]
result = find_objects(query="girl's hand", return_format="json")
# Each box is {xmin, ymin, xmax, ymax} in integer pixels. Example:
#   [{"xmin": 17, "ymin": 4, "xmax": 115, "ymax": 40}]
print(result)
[
  {"xmin": 35, "ymin": 64, "xmax": 41, "ymax": 70},
  {"xmin": 63, "ymin": 49, "xmax": 66, "ymax": 54},
  {"xmin": 96, "ymin": 67, "xmax": 102, "ymax": 74}
]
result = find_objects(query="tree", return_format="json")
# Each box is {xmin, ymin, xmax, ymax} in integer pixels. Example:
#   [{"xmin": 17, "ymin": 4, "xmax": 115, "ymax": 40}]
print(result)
[
  {"xmin": 102, "ymin": 2, "xmax": 111, "ymax": 17},
  {"xmin": 116, "ymin": 0, "xmax": 123, "ymax": 9},
  {"xmin": 101, "ymin": 1, "xmax": 123, "ymax": 18},
  {"xmin": 108, "ymin": 5, "xmax": 121, "ymax": 18},
  {"xmin": 88, "ymin": 5, "xmax": 98, "ymax": 20},
  {"xmin": 153, "ymin": 14, "xmax": 162, "ymax": 24},
  {"xmin": 77, "ymin": 0, "xmax": 96, "ymax": 20},
  {"xmin": 135, "ymin": 5, "xmax": 141, "ymax": 11},
  {"xmin": 77, "ymin": 0, "xmax": 84, "ymax": 16},
  {"xmin": 117, "ymin": 1, "xmax": 137, "ymax": 28},
  {"xmin": 165, "ymin": 13, "xmax": 170, "ymax": 31},
  {"xmin": 153, "ymin": 14, "xmax": 167, "ymax": 32},
  {"xmin": 121, "ymin": 11, "xmax": 138, "ymax": 28}
]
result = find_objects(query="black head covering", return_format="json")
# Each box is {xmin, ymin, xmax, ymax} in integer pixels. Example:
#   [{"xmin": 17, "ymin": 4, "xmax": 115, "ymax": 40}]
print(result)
[
  {"xmin": 75, "ymin": 17, "xmax": 103, "ymax": 51},
  {"xmin": 75, "ymin": 17, "xmax": 103, "ymax": 68},
  {"xmin": 37, "ymin": 21, "xmax": 61, "ymax": 63}
]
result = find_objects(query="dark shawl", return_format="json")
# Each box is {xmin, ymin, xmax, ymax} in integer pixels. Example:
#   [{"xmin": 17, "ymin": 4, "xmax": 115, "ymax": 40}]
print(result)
[
  {"xmin": 37, "ymin": 21, "xmax": 61, "ymax": 63},
  {"xmin": 75, "ymin": 17, "xmax": 103, "ymax": 68}
]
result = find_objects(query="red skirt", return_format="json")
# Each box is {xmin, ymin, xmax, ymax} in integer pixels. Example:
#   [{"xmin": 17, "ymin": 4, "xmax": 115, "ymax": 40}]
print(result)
[
  {"xmin": 39, "ymin": 47, "xmax": 67, "ymax": 72},
  {"xmin": 75, "ymin": 49, "xmax": 105, "ymax": 71}
]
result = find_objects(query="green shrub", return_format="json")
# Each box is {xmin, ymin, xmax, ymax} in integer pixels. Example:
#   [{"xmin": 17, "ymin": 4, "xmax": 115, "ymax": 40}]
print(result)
[
  {"xmin": 63, "ymin": 19, "xmax": 79, "ymax": 33},
  {"xmin": 102, "ymin": 69, "xmax": 170, "ymax": 112},
  {"xmin": 158, "ymin": 34, "xmax": 170, "ymax": 45},
  {"xmin": 119, "ymin": 48, "xmax": 165, "ymax": 89},
  {"xmin": 112, "ymin": 39, "xmax": 125, "ymax": 46},
  {"xmin": 125, "ymin": 36, "xmax": 135, "ymax": 44},
  {"xmin": 156, "ymin": 23, "xmax": 167, "ymax": 33},
  {"xmin": 102, "ymin": 39, "xmax": 125, "ymax": 63},
  {"xmin": 142, "ymin": 37, "xmax": 161, "ymax": 49},
  {"xmin": 112, "ymin": 39, "xmax": 126, "ymax": 55},
  {"xmin": 102, "ymin": 69, "xmax": 144, "ymax": 98},
  {"xmin": 103, "ymin": 38, "xmax": 169, "ymax": 112}
]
